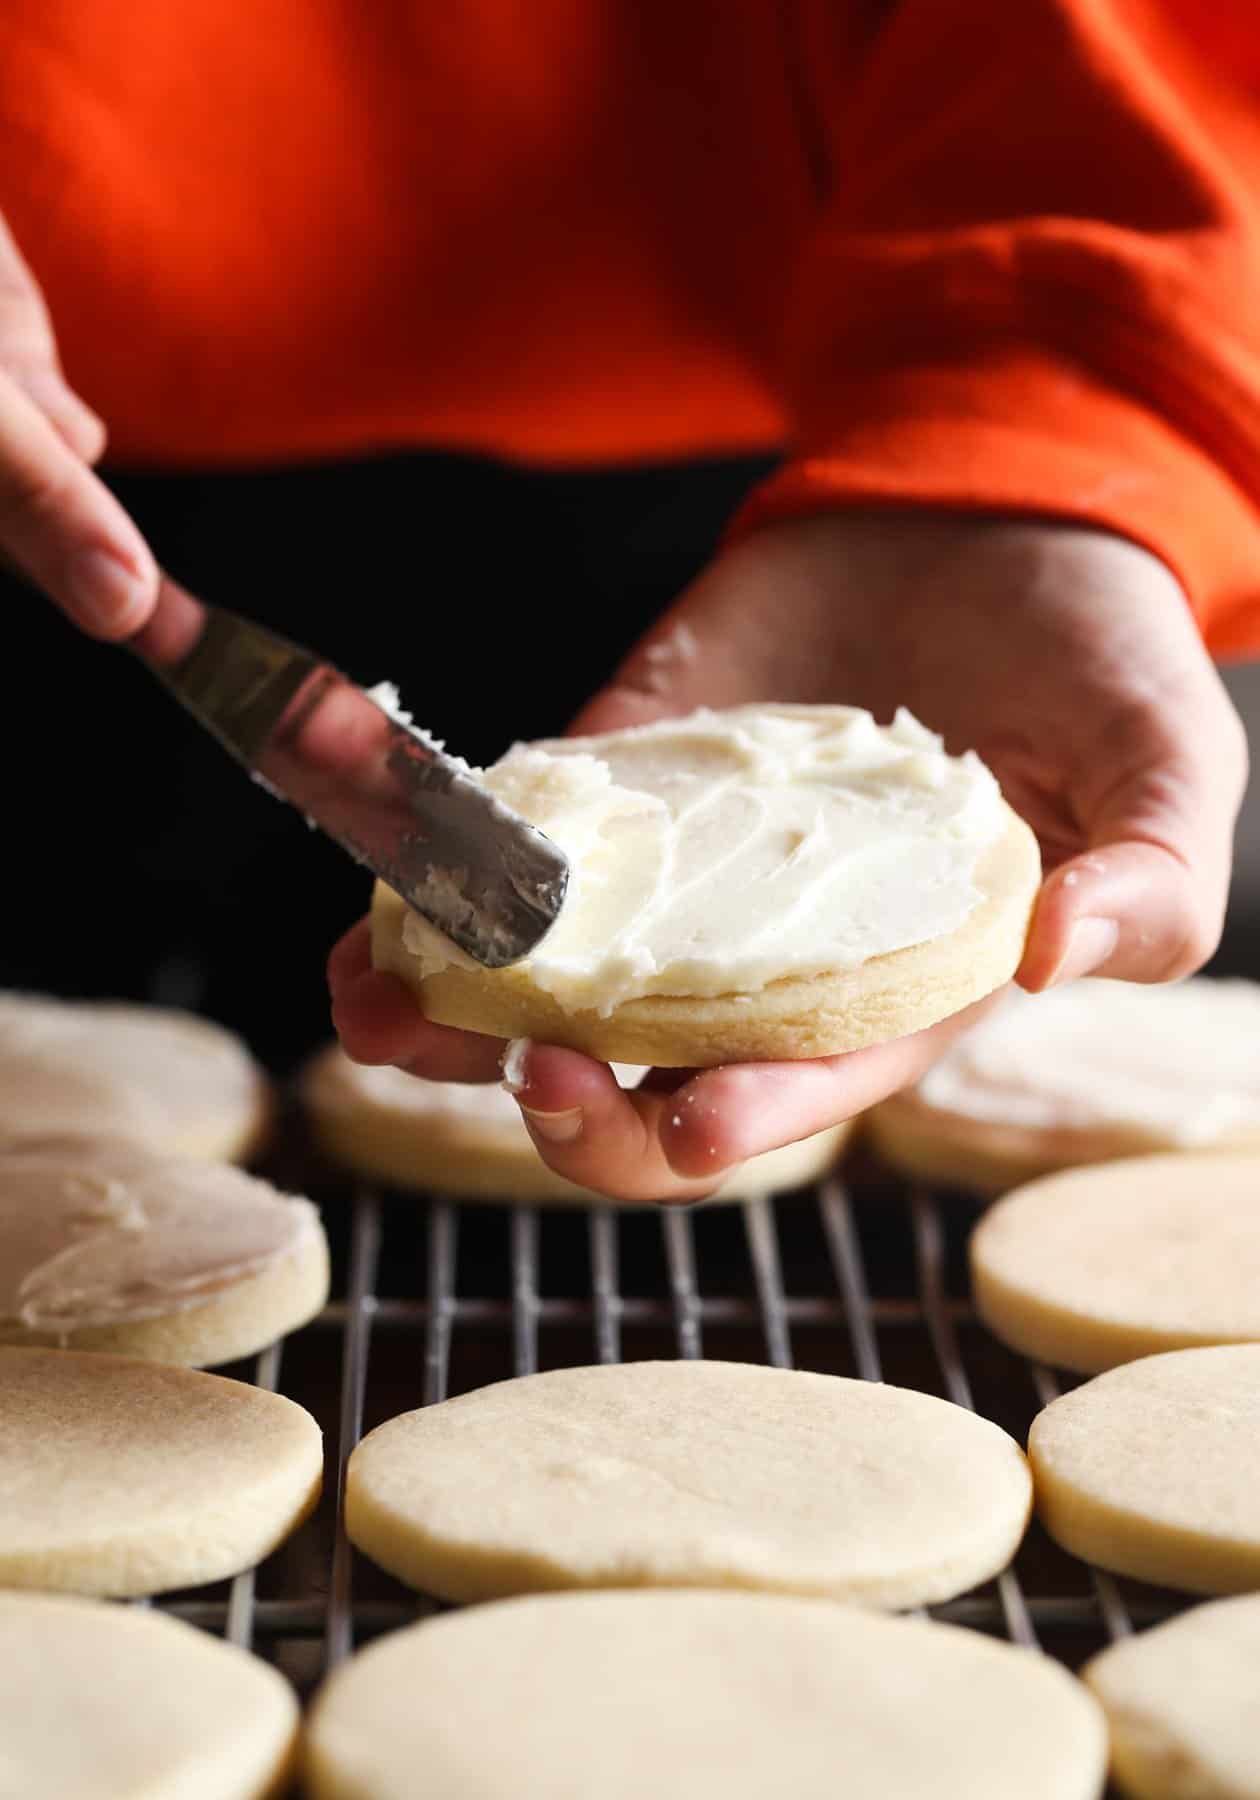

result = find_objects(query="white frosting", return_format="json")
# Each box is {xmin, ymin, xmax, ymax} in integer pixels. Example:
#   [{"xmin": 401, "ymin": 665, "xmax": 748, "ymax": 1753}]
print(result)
[
  {"xmin": 365, "ymin": 680, "xmax": 413, "ymax": 727},
  {"xmin": 0, "ymin": 994, "xmax": 263, "ymax": 1150},
  {"xmin": 400, "ymin": 705, "xmax": 1004, "ymax": 1013},
  {"xmin": 365, "ymin": 683, "xmax": 477, "ymax": 774},
  {"xmin": 917, "ymin": 978, "xmax": 1260, "ymax": 1147},
  {"xmin": 500, "ymin": 1038, "xmax": 530, "ymax": 1094},
  {"xmin": 639, "ymin": 621, "xmax": 699, "ymax": 695},
  {"xmin": 0, "ymin": 1139, "xmax": 320, "ymax": 1331}
]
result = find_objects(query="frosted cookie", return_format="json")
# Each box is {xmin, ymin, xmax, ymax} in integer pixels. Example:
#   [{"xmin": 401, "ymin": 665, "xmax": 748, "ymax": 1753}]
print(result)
[
  {"xmin": 0, "ymin": 992, "xmax": 270, "ymax": 1161},
  {"xmin": 0, "ymin": 1137, "xmax": 329, "ymax": 1366},
  {"xmin": 371, "ymin": 705, "xmax": 1039, "ymax": 1066},
  {"xmin": 301, "ymin": 1043, "xmax": 849, "ymax": 1202},
  {"xmin": 0, "ymin": 1591, "xmax": 298, "ymax": 1800},
  {"xmin": 305, "ymin": 1590, "xmax": 1106, "ymax": 1800},
  {"xmin": 346, "ymin": 1359, "xmax": 1031, "ymax": 1607},
  {"xmin": 971, "ymin": 1154, "xmax": 1260, "ymax": 1374},
  {"xmin": 1029, "ymin": 1346, "xmax": 1260, "ymax": 1594},
  {"xmin": 0, "ymin": 1346, "xmax": 322, "ymax": 1596},
  {"xmin": 870, "ymin": 978, "xmax": 1260, "ymax": 1194},
  {"xmin": 1083, "ymin": 1595, "xmax": 1260, "ymax": 1800}
]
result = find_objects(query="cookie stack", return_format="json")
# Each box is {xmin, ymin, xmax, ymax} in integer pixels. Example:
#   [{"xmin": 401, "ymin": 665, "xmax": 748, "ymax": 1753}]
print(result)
[
  {"xmin": 0, "ymin": 993, "xmax": 328, "ymax": 1799},
  {"xmin": 869, "ymin": 972, "xmax": 1260, "ymax": 1798}
]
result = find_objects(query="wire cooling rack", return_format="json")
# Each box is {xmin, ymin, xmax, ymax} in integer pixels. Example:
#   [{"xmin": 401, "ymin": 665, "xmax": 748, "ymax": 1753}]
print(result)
[{"xmin": 145, "ymin": 1155, "xmax": 1189, "ymax": 1713}]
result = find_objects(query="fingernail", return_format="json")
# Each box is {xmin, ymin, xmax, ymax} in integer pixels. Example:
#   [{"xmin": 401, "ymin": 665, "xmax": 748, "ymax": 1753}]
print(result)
[
  {"xmin": 67, "ymin": 547, "xmax": 152, "ymax": 635},
  {"xmin": 1047, "ymin": 916, "xmax": 1119, "ymax": 987},
  {"xmin": 519, "ymin": 1104, "xmax": 583, "ymax": 1144}
]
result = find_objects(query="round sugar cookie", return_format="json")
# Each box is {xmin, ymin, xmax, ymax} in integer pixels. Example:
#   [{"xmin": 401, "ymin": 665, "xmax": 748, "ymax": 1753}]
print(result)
[
  {"xmin": 1029, "ymin": 1346, "xmax": 1260, "ymax": 1594},
  {"xmin": 371, "ymin": 705, "xmax": 1039, "ymax": 1066},
  {"xmin": 305, "ymin": 1590, "xmax": 1107, "ymax": 1800},
  {"xmin": 0, "ymin": 992, "xmax": 270, "ymax": 1161},
  {"xmin": 1083, "ymin": 1595, "xmax": 1260, "ymax": 1800},
  {"xmin": 301, "ymin": 1043, "xmax": 849, "ymax": 1202},
  {"xmin": 870, "ymin": 978, "xmax": 1260, "ymax": 1194},
  {"xmin": 971, "ymin": 1154, "xmax": 1260, "ymax": 1374},
  {"xmin": 0, "ymin": 1346, "xmax": 323, "ymax": 1596},
  {"xmin": 0, "ymin": 1137, "xmax": 329, "ymax": 1366},
  {"xmin": 346, "ymin": 1359, "xmax": 1031, "ymax": 1608},
  {"xmin": 0, "ymin": 1590, "xmax": 298, "ymax": 1800}
]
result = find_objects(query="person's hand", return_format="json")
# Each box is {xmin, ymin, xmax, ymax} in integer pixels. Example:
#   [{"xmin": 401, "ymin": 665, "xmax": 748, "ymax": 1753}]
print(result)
[
  {"xmin": 330, "ymin": 511, "xmax": 1247, "ymax": 1200},
  {"xmin": 0, "ymin": 211, "xmax": 157, "ymax": 635}
]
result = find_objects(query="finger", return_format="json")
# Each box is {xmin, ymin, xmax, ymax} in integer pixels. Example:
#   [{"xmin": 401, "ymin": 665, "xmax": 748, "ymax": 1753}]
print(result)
[
  {"xmin": 1020, "ymin": 842, "xmax": 1223, "ymax": 988},
  {"xmin": 326, "ymin": 916, "xmax": 375, "ymax": 988},
  {"xmin": 505, "ymin": 1002, "xmax": 995, "ymax": 1204},
  {"xmin": 10, "ymin": 368, "xmax": 105, "ymax": 463},
  {"xmin": 327, "ymin": 917, "xmax": 506, "ymax": 1081},
  {"xmin": 507, "ymin": 1042, "xmax": 726, "ymax": 1204},
  {"xmin": 0, "ymin": 368, "xmax": 156, "ymax": 636},
  {"xmin": 1019, "ymin": 689, "xmax": 1247, "ymax": 989},
  {"xmin": 659, "ymin": 997, "xmax": 999, "ymax": 1177},
  {"xmin": 568, "ymin": 682, "xmax": 678, "ymax": 736},
  {"xmin": 567, "ymin": 598, "xmax": 735, "ymax": 737},
  {"xmin": 0, "ymin": 214, "xmax": 105, "ymax": 462},
  {"xmin": 569, "ymin": 526, "xmax": 850, "ymax": 739}
]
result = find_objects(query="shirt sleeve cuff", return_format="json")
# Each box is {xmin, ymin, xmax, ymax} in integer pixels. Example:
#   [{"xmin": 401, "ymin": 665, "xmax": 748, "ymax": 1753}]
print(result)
[{"xmin": 729, "ymin": 346, "xmax": 1260, "ymax": 658}]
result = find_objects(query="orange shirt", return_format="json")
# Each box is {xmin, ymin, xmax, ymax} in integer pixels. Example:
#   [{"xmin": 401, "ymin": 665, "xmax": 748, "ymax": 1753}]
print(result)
[{"xmin": 4, "ymin": 1, "xmax": 1260, "ymax": 652}]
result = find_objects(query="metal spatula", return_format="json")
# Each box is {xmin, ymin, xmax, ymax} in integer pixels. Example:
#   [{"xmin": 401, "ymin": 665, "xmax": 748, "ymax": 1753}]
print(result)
[{"xmin": 131, "ymin": 578, "xmax": 569, "ymax": 967}]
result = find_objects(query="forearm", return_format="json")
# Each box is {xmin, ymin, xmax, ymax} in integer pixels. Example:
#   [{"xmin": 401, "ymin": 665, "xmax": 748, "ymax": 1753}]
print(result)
[{"xmin": 748, "ymin": 0, "xmax": 1260, "ymax": 654}]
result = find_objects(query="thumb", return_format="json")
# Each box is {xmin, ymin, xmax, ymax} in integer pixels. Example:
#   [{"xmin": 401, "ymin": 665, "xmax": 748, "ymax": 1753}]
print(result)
[
  {"xmin": 569, "ymin": 607, "xmax": 736, "ymax": 737},
  {"xmin": 570, "ymin": 532, "xmax": 828, "ymax": 736},
  {"xmin": 568, "ymin": 681, "xmax": 679, "ymax": 737},
  {"xmin": 568, "ymin": 618, "xmax": 703, "ymax": 735}
]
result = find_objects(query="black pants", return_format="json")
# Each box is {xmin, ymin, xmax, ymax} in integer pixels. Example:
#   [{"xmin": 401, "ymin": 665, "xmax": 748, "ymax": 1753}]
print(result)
[{"xmin": 3, "ymin": 452, "xmax": 771, "ymax": 1070}]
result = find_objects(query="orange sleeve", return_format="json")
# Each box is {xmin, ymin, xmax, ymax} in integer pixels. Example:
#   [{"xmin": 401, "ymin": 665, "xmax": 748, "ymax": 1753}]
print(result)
[{"xmin": 733, "ymin": 0, "xmax": 1260, "ymax": 656}]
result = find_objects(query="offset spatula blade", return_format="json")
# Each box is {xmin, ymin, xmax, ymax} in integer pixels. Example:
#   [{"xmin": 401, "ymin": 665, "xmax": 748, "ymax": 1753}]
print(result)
[{"xmin": 133, "ymin": 580, "xmax": 569, "ymax": 968}]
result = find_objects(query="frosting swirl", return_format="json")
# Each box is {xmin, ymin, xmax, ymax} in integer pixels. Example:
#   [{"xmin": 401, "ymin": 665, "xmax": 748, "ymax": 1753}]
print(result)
[{"xmin": 402, "ymin": 705, "xmax": 1005, "ymax": 1012}]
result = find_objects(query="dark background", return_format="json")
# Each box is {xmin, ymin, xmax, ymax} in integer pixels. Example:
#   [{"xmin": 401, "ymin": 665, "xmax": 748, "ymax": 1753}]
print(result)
[{"xmin": 1, "ymin": 453, "xmax": 772, "ymax": 1070}]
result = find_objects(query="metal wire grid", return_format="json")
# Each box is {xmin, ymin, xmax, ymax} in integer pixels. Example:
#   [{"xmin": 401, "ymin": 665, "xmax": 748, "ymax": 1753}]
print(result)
[{"xmin": 153, "ymin": 1174, "xmax": 1186, "ymax": 1681}]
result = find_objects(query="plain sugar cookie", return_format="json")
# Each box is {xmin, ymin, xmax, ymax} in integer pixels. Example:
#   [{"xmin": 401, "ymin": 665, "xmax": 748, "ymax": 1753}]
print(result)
[
  {"xmin": 301, "ymin": 1043, "xmax": 849, "ymax": 1202},
  {"xmin": 1083, "ymin": 1594, "xmax": 1260, "ymax": 1800},
  {"xmin": 346, "ymin": 1359, "xmax": 1031, "ymax": 1607},
  {"xmin": 372, "ymin": 705, "xmax": 1039, "ymax": 1065},
  {"xmin": 0, "ymin": 992, "xmax": 270, "ymax": 1161},
  {"xmin": 971, "ymin": 1154, "xmax": 1260, "ymax": 1373},
  {"xmin": 0, "ymin": 1590, "xmax": 298, "ymax": 1800},
  {"xmin": 870, "ymin": 978, "xmax": 1260, "ymax": 1193},
  {"xmin": 0, "ymin": 1136, "xmax": 329, "ymax": 1366},
  {"xmin": 1029, "ymin": 1346, "xmax": 1260, "ymax": 1594},
  {"xmin": 0, "ymin": 1346, "xmax": 323, "ymax": 1596},
  {"xmin": 305, "ymin": 1590, "xmax": 1106, "ymax": 1800}
]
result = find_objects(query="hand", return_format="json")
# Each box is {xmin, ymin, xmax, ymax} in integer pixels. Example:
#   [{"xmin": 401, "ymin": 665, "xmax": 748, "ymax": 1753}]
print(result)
[
  {"xmin": 330, "ymin": 511, "xmax": 1247, "ymax": 1201},
  {"xmin": 0, "ymin": 211, "xmax": 157, "ymax": 635}
]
